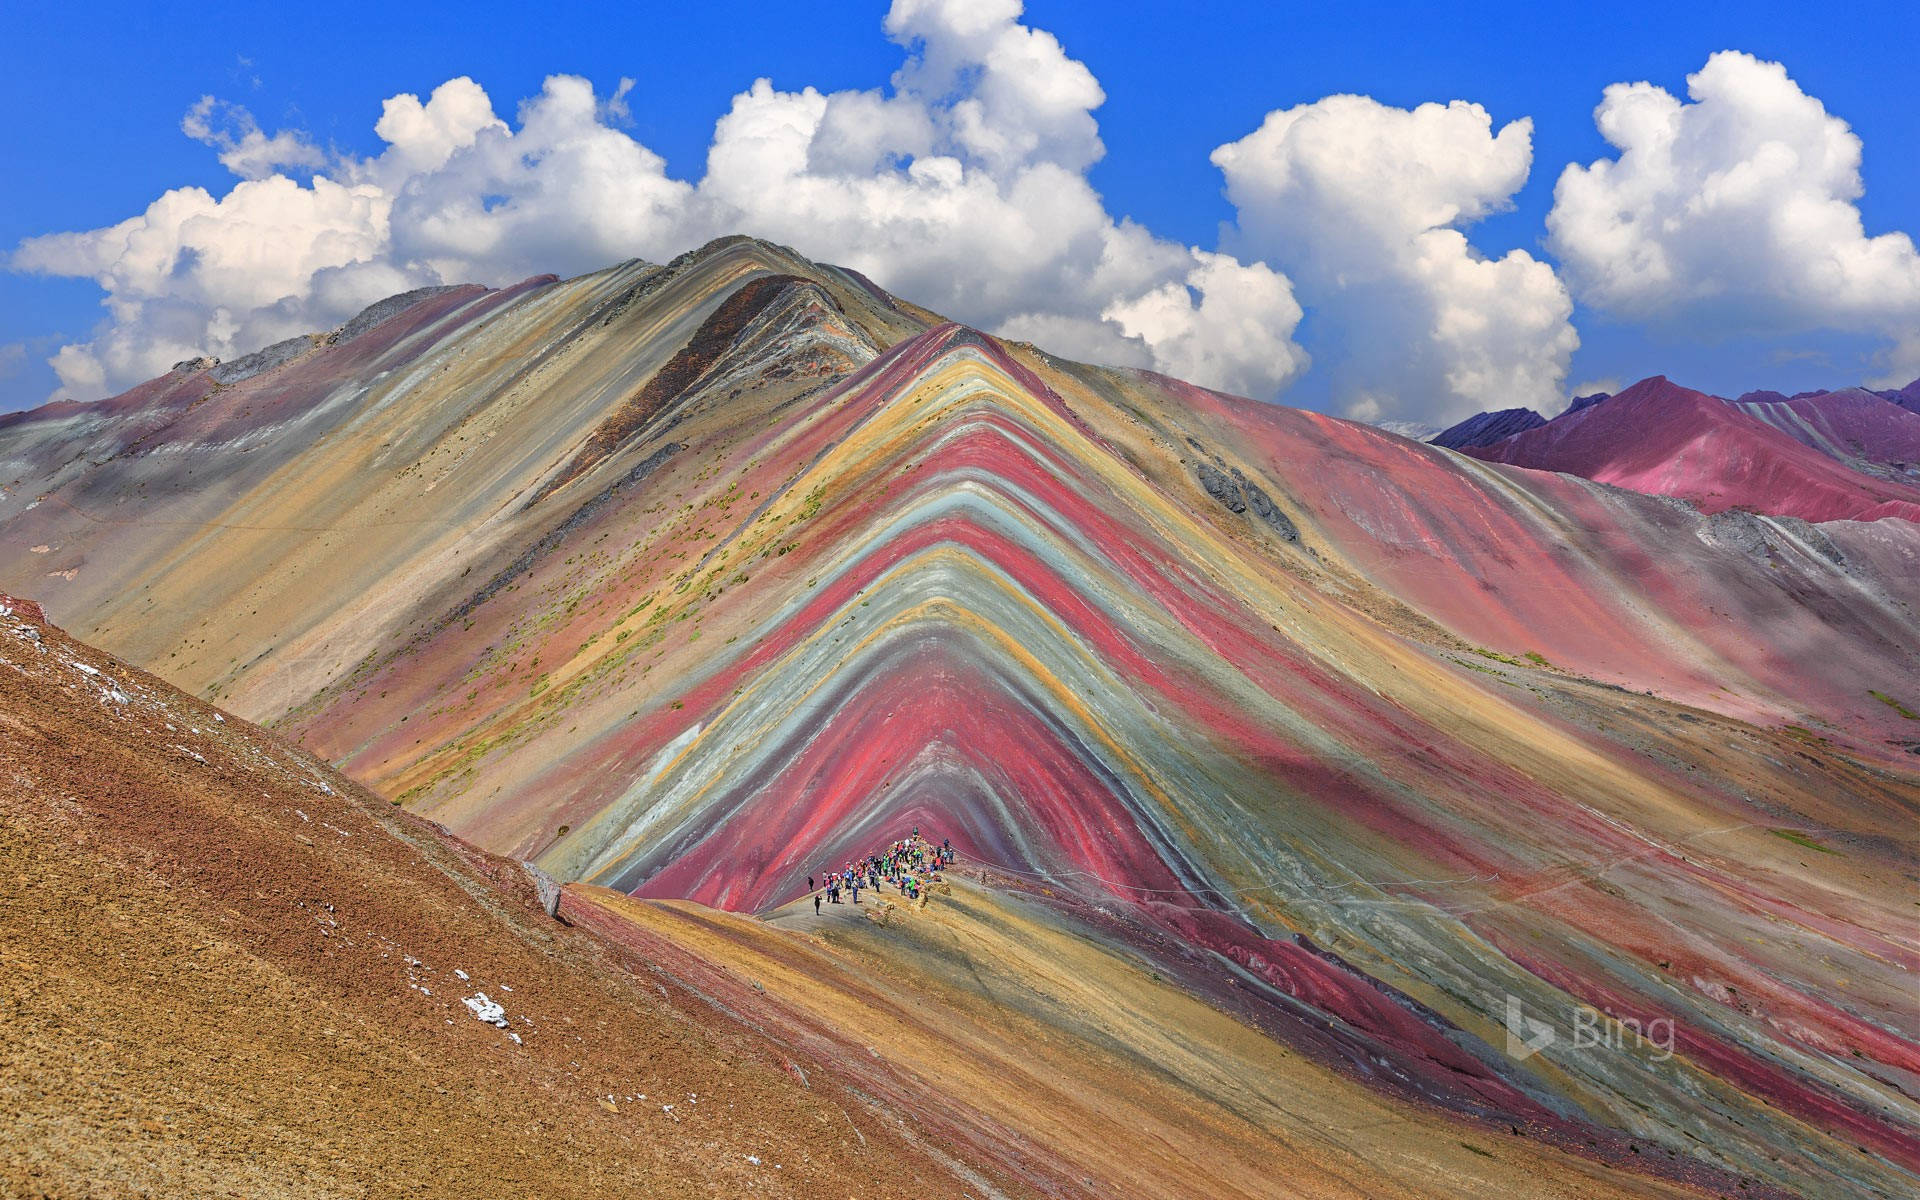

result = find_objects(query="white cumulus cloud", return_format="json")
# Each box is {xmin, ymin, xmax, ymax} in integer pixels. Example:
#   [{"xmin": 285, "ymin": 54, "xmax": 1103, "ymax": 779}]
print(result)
[
  {"xmin": 1548, "ymin": 50, "xmax": 1920, "ymax": 385},
  {"xmin": 182, "ymin": 96, "xmax": 329, "ymax": 181},
  {"xmin": 13, "ymin": 174, "xmax": 394, "ymax": 386},
  {"xmin": 1103, "ymin": 251, "xmax": 1308, "ymax": 399},
  {"xmin": 1213, "ymin": 95, "xmax": 1578, "ymax": 424},
  {"xmin": 12, "ymin": 0, "xmax": 1307, "ymax": 407}
]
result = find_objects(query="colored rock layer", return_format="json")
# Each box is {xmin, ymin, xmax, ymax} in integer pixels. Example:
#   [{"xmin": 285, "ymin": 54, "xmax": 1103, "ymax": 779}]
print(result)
[
  {"xmin": 1733, "ymin": 387, "xmax": 1920, "ymax": 482},
  {"xmin": 1, "ymin": 238, "xmax": 1917, "ymax": 1198},
  {"xmin": 1463, "ymin": 375, "xmax": 1920, "ymax": 523},
  {"xmin": 0, "ymin": 594, "xmax": 1000, "ymax": 1198}
]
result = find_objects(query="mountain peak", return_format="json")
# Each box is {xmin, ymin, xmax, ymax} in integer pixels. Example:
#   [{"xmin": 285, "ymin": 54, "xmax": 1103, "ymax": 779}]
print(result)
[
  {"xmin": 1429, "ymin": 406, "xmax": 1545, "ymax": 449},
  {"xmin": 4, "ymin": 240, "xmax": 1917, "ymax": 1199},
  {"xmin": 1463, "ymin": 371, "xmax": 1920, "ymax": 522}
]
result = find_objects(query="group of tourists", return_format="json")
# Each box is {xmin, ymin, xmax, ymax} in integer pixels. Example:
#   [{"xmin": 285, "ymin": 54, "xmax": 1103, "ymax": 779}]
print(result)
[{"xmin": 809, "ymin": 827, "xmax": 956, "ymax": 915}]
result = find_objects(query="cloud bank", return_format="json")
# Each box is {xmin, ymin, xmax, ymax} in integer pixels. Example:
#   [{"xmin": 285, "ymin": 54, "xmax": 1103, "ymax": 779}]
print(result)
[
  {"xmin": 1548, "ymin": 50, "xmax": 1920, "ymax": 385},
  {"xmin": 1214, "ymin": 96, "xmax": 1578, "ymax": 424},
  {"xmin": 11, "ymin": 8, "xmax": 1917, "ymax": 421},
  {"xmin": 14, "ymin": 0, "xmax": 1309, "ymax": 407}
]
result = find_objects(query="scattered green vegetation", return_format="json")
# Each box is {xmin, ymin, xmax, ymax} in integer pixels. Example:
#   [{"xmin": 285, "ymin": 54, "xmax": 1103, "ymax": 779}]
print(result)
[
  {"xmin": 1469, "ymin": 646, "xmax": 1550, "ymax": 669},
  {"xmin": 1870, "ymin": 690, "xmax": 1918, "ymax": 719},
  {"xmin": 1780, "ymin": 724, "xmax": 1831, "ymax": 745},
  {"xmin": 1770, "ymin": 828, "xmax": 1837, "ymax": 855},
  {"xmin": 1448, "ymin": 656, "xmax": 1522, "ymax": 688}
]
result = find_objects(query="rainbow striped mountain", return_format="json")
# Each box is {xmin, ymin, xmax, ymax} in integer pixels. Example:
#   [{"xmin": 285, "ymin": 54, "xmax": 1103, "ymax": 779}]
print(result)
[{"xmin": 3, "ymin": 237, "xmax": 1916, "ymax": 1198}]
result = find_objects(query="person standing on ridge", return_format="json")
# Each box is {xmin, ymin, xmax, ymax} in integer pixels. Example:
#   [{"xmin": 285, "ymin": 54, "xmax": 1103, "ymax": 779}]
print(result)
[{"xmin": 813, "ymin": 892, "xmax": 821, "ymax": 915}]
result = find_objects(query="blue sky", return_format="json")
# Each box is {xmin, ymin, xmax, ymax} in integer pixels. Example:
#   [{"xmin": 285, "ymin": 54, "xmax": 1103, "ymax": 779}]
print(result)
[{"xmin": 4, "ymin": 0, "xmax": 1916, "ymax": 417}]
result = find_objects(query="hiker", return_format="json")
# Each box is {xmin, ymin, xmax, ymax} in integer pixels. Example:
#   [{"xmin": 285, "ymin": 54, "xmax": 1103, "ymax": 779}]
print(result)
[
  {"xmin": 814, "ymin": 893, "xmax": 821, "ymax": 914},
  {"xmin": 808, "ymin": 875, "xmax": 815, "ymax": 890},
  {"xmin": 852, "ymin": 883, "xmax": 860, "ymax": 903}
]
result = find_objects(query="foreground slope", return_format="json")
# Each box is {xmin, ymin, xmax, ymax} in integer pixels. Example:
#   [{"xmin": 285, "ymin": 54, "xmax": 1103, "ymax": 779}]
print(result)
[
  {"xmin": 0, "ymin": 594, "xmax": 1011, "ymax": 1199},
  {"xmin": 3, "ymin": 238, "xmax": 1919, "ymax": 1197},
  {"xmin": 566, "ymin": 876, "xmax": 1740, "ymax": 1200}
]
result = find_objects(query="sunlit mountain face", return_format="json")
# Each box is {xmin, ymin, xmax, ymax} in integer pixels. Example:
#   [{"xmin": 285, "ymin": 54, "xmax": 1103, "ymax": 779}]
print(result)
[{"xmin": 4, "ymin": 237, "xmax": 1916, "ymax": 1199}]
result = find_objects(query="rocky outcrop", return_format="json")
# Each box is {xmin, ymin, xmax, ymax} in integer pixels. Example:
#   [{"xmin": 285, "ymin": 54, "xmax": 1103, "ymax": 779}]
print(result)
[
  {"xmin": 1195, "ymin": 461, "xmax": 1300, "ymax": 540},
  {"xmin": 334, "ymin": 284, "xmax": 483, "ymax": 346},
  {"xmin": 0, "ymin": 590, "xmax": 44, "ymax": 625},
  {"xmin": 208, "ymin": 334, "xmax": 322, "ymax": 384}
]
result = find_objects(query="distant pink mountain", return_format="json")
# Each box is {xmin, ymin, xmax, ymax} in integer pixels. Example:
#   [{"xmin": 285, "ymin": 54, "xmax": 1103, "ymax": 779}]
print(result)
[
  {"xmin": 1733, "ymin": 387, "xmax": 1920, "ymax": 479},
  {"xmin": 1462, "ymin": 376, "xmax": 1920, "ymax": 524},
  {"xmin": 1428, "ymin": 406, "xmax": 1545, "ymax": 449},
  {"xmin": 1879, "ymin": 377, "xmax": 1920, "ymax": 414}
]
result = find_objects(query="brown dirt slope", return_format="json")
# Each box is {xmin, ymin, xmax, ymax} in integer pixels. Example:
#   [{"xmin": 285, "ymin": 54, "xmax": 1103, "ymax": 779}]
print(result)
[{"xmin": 0, "ymin": 593, "xmax": 1023, "ymax": 1200}]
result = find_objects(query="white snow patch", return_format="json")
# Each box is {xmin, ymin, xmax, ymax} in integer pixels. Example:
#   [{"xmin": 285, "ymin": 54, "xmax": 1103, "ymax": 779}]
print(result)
[{"xmin": 463, "ymin": 992, "xmax": 508, "ymax": 1027}]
